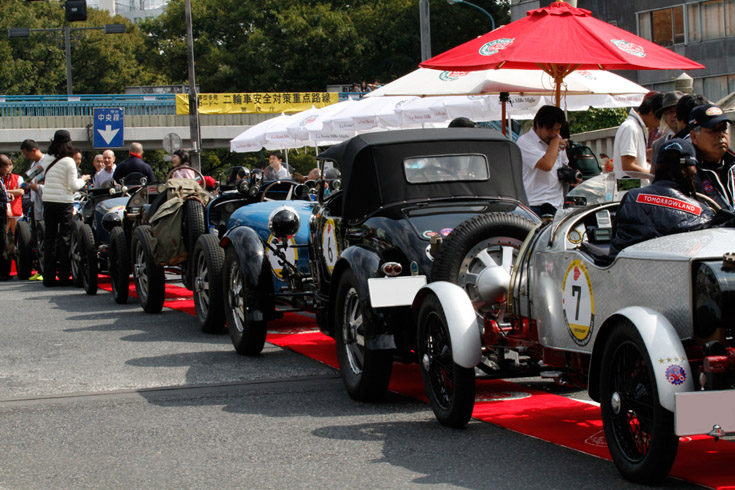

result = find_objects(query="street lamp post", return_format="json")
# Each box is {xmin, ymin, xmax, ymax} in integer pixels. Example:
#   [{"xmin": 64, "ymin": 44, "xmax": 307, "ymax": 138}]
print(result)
[
  {"xmin": 7, "ymin": 24, "xmax": 126, "ymax": 95},
  {"xmin": 447, "ymin": 0, "xmax": 496, "ymax": 31}
]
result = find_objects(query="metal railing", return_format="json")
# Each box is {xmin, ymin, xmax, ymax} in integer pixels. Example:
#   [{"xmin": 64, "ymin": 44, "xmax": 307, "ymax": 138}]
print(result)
[{"xmin": 0, "ymin": 94, "xmax": 177, "ymax": 117}]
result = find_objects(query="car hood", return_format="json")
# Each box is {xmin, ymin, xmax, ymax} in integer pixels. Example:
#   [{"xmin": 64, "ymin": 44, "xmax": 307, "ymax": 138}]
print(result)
[
  {"xmin": 228, "ymin": 199, "xmax": 316, "ymax": 244},
  {"xmin": 617, "ymin": 228, "xmax": 735, "ymax": 261}
]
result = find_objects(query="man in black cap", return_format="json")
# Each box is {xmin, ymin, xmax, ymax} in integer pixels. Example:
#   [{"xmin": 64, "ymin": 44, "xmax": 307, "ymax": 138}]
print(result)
[
  {"xmin": 689, "ymin": 103, "xmax": 735, "ymax": 210},
  {"xmin": 610, "ymin": 138, "xmax": 715, "ymax": 257}
]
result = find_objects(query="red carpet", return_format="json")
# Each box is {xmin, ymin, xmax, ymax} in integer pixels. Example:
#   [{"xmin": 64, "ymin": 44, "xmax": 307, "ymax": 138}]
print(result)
[{"xmin": 95, "ymin": 278, "xmax": 735, "ymax": 489}]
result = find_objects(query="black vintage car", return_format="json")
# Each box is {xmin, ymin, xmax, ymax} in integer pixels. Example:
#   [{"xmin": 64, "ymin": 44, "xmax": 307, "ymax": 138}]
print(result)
[{"xmin": 309, "ymin": 129, "xmax": 539, "ymax": 405}]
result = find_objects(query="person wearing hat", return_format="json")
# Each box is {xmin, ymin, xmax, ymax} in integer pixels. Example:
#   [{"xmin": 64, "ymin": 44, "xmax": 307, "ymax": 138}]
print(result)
[
  {"xmin": 688, "ymin": 104, "xmax": 735, "ymax": 210},
  {"xmin": 41, "ymin": 130, "xmax": 90, "ymax": 287},
  {"xmin": 610, "ymin": 138, "xmax": 715, "ymax": 258},
  {"xmin": 651, "ymin": 91, "xmax": 684, "ymax": 169}
]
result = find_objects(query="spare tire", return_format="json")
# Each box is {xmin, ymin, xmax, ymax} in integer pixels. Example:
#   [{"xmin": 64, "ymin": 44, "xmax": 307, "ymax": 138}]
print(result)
[{"xmin": 431, "ymin": 212, "xmax": 536, "ymax": 314}]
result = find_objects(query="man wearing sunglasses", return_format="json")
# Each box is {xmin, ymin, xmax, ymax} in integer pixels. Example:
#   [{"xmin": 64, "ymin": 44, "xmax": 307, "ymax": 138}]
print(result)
[{"xmin": 689, "ymin": 104, "xmax": 735, "ymax": 210}]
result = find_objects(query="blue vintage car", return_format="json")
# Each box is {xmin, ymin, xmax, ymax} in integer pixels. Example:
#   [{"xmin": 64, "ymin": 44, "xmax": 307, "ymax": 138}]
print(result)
[{"xmin": 190, "ymin": 176, "xmax": 314, "ymax": 336}]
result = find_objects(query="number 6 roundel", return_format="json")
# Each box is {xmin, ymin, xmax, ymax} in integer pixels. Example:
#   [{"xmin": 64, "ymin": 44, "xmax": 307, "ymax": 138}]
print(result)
[
  {"xmin": 561, "ymin": 260, "xmax": 596, "ymax": 346},
  {"xmin": 321, "ymin": 219, "xmax": 339, "ymax": 275}
]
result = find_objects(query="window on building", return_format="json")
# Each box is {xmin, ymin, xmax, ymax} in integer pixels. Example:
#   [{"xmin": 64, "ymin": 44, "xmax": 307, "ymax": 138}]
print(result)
[
  {"xmin": 702, "ymin": 0, "xmax": 726, "ymax": 40},
  {"xmin": 638, "ymin": 6, "xmax": 685, "ymax": 46},
  {"xmin": 688, "ymin": 4, "xmax": 702, "ymax": 41},
  {"xmin": 704, "ymin": 75, "xmax": 728, "ymax": 101},
  {"xmin": 727, "ymin": 0, "xmax": 735, "ymax": 36}
]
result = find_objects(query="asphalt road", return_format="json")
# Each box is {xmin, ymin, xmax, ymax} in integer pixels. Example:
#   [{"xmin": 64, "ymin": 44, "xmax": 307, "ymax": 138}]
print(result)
[{"xmin": 0, "ymin": 279, "xmax": 707, "ymax": 490}]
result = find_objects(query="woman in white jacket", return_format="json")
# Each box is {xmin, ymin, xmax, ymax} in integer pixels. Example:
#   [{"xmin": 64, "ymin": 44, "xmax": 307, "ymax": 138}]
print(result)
[{"xmin": 41, "ymin": 130, "xmax": 90, "ymax": 287}]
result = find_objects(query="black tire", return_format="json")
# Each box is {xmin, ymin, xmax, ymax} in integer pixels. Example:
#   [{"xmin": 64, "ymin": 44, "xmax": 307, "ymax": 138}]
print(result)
[
  {"xmin": 417, "ymin": 293, "xmax": 475, "ymax": 428},
  {"xmin": 78, "ymin": 223, "xmax": 98, "ymax": 295},
  {"xmin": 334, "ymin": 269, "xmax": 393, "ymax": 402},
  {"xmin": 432, "ymin": 213, "xmax": 535, "ymax": 315},
  {"xmin": 69, "ymin": 221, "xmax": 84, "ymax": 287},
  {"xmin": 182, "ymin": 199, "xmax": 206, "ymax": 290},
  {"xmin": 193, "ymin": 234, "xmax": 226, "ymax": 334},
  {"xmin": 131, "ymin": 225, "xmax": 165, "ymax": 314},
  {"xmin": 14, "ymin": 221, "xmax": 33, "ymax": 280},
  {"xmin": 108, "ymin": 226, "xmax": 130, "ymax": 304},
  {"xmin": 35, "ymin": 220, "xmax": 46, "ymax": 276},
  {"xmin": 600, "ymin": 320, "xmax": 679, "ymax": 484},
  {"xmin": 223, "ymin": 246, "xmax": 267, "ymax": 355},
  {"xmin": 183, "ymin": 199, "xmax": 206, "ymax": 254}
]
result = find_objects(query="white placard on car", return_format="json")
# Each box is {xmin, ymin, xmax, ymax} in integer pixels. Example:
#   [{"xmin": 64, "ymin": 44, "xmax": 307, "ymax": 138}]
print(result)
[{"xmin": 368, "ymin": 276, "xmax": 427, "ymax": 308}]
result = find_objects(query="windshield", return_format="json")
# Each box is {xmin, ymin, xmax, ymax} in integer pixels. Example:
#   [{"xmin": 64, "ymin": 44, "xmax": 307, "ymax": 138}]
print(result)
[
  {"xmin": 565, "ymin": 171, "xmax": 654, "ymax": 206},
  {"xmin": 404, "ymin": 154, "xmax": 489, "ymax": 183}
]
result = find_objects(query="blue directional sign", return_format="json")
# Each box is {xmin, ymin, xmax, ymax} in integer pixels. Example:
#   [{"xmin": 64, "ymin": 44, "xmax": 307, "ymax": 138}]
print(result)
[{"xmin": 93, "ymin": 107, "xmax": 124, "ymax": 149}]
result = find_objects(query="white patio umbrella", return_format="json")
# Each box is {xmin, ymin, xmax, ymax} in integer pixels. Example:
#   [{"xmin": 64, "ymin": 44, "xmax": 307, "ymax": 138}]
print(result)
[
  {"xmin": 367, "ymin": 68, "xmax": 649, "ymax": 98},
  {"xmin": 368, "ymin": 67, "xmax": 648, "ymax": 134},
  {"xmin": 230, "ymin": 113, "xmax": 293, "ymax": 153}
]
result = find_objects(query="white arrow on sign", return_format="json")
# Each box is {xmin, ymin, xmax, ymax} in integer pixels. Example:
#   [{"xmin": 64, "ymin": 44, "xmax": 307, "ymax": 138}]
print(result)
[{"xmin": 97, "ymin": 125, "xmax": 120, "ymax": 145}]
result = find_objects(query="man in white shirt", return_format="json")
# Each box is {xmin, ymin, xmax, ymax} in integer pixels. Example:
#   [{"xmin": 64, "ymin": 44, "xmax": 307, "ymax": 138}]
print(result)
[
  {"xmin": 93, "ymin": 150, "xmax": 116, "ymax": 188},
  {"xmin": 612, "ymin": 93, "xmax": 663, "ymax": 176},
  {"xmin": 268, "ymin": 152, "xmax": 291, "ymax": 180},
  {"xmin": 517, "ymin": 105, "xmax": 570, "ymax": 216}
]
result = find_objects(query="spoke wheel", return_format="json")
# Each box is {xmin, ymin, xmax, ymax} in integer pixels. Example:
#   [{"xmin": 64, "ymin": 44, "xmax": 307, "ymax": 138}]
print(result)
[
  {"xmin": 182, "ymin": 199, "xmax": 206, "ymax": 290},
  {"xmin": 600, "ymin": 320, "xmax": 678, "ymax": 484},
  {"xmin": 108, "ymin": 226, "xmax": 129, "ymax": 304},
  {"xmin": 131, "ymin": 225, "xmax": 165, "ymax": 314},
  {"xmin": 418, "ymin": 294, "xmax": 475, "ymax": 428},
  {"xmin": 78, "ymin": 223, "xmax": 98, "ymax": 295},
  {"xmin": 223, "ymin": 247, "xmax": 267, "ymax": 355},
  {"xmin": 14, "ymin": 221, "xmax": 33, "ymax": 280},
  {"xmin": 70, "ymin": 221, "xmax": 83, "ymax": 287},
  {"xmin": 193, "ymin": 234, "xmax": 226, "ymax": 334},
  {"xmin": 334, "ymin": 269, "xmax": 392, "ymax": 401}
]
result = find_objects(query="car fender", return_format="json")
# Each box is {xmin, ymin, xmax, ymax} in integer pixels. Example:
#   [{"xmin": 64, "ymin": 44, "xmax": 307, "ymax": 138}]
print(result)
[
  {"xmin": 413, "ymin": 281, "xmax": 482, "ymax": 369},
  {"xmin": 221, "ymin": 225, "xmax": 266, "ymax": 288},
  {"xmin": 327, "ymin": 246, "xmax": 396, "ymax": 350},
  {"xmin": 589, "ymin": 306, "xmax": 693, "ymax": 412}
]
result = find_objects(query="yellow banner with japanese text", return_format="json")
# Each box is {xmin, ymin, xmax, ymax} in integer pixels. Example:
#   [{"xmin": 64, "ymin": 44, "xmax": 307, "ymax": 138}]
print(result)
[{"xmin": 176, "ymin": 92, "xmax": 340, "ymax": 115}]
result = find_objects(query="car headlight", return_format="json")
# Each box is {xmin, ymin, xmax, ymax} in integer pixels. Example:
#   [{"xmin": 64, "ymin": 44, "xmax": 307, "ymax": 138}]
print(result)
[
  {"xmin": 268, "ymin": 206, "xmax": 300, "ymax": 239},
  {"xmin": 101, "ymin": 212, "xmax": 122, "ymax": 232},
  {"xmin": 693, "ymin": 260, "xmax": 735, "ymax": 340}
]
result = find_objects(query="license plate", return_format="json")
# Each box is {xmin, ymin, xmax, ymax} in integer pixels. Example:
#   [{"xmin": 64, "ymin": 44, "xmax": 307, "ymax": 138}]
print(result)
[
  {"xmin": 675, "ymin": 390, "xmax": 735, "ymax": 436},
  {"xmin": 368, "ymin": 276, "xmax": 427, "ymax": 308}
]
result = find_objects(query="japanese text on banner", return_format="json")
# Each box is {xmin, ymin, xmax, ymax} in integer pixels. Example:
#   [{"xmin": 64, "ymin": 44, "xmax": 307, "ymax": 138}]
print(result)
[{"xmin": 176, "ymin": 93, "xmax": 339, "ymax": 115}]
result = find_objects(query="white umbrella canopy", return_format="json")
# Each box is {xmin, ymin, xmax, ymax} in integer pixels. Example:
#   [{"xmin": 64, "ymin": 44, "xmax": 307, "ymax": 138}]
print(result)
[
  {"xmin": 230, "ymin": 113, "xmax": 293, "ymax": 153},
  {"xmin": 323, "ymin": 95, "xmax": 419, "ymax": 131},
  {"xmin": 368, "ymin": 67, "xmax": 649, "ymax": 98}
]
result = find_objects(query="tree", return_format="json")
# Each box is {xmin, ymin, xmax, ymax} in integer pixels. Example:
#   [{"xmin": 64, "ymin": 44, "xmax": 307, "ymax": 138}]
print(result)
[{"xmin": 0, "ymin": 0, "xmax": 164, "ymax": 94}]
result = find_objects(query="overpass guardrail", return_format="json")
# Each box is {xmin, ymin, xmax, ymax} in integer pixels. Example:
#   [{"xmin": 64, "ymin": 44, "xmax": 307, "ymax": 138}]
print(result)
[{"xmin": 0, "ymin": 94, "xmax": 177, "ymax": 117}]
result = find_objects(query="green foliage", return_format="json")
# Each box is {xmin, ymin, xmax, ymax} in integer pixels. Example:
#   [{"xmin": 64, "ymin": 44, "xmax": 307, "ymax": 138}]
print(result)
[{"xmin": 568, "ymin": 108, "xmax": 628, "ymax": 134}]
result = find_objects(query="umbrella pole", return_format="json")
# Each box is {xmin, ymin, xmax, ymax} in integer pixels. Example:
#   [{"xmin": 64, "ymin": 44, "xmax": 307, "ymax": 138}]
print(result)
[{"xmin": 501, "ymin": 100, "xmax": 507, "ymax": 136}]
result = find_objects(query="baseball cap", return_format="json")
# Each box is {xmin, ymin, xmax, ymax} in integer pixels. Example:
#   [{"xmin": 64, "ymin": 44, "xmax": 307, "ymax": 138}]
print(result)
[
  {"xmin": 688, "ymin": 104, "xmax": 733, "ymax": 130},
  {"xmin": 657, "ymin": 138, "xmax": 697, "ymax": 166}
]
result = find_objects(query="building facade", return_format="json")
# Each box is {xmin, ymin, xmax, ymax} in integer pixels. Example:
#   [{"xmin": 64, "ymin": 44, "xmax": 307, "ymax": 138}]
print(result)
[
  {"xmin": 87, "ymin": 0, "xmax": 168, "ymax": 21},
  {"xmin": 510, "ymin": 0, "xmax": 735, "ymax": 103}
]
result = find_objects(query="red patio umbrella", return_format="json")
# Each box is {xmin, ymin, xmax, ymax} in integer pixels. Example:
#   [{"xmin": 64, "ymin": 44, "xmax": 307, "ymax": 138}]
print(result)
[{"xmin": 420, "ymin": 0, "xmax": 704, "ymax": 106}]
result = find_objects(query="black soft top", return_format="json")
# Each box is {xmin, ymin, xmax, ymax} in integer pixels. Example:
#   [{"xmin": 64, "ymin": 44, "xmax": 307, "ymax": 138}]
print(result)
[{"xmin": 318, "ymin": 128, "xmax": 527, "ymax": 221}]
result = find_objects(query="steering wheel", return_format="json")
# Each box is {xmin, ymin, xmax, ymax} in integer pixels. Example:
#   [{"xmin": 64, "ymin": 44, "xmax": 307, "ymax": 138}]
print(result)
[
  {"xmin": 167, "ymin": 165, "xmax": 205, "ymax": 187},
  {"xmin": 696, "ymin": 192, "xmax": 722, "ymax": 213},
  {"xmin": 414, "ymin": 165, "xmax": 454, "ymax": 180},
  {"xmin": 260, "ymin": 180, "xmax": 300, "ymax": 202}
]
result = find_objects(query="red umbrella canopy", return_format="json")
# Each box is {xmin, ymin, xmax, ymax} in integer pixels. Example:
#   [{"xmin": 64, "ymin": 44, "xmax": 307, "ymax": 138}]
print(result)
[{"xmin": 420, "ymin": 1, "xmax": 704, "ymax": 105}]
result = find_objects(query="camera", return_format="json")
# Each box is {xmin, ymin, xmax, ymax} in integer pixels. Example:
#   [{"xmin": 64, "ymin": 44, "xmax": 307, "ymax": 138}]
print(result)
[{"xmin": 557, "ymin": 166, "xmax": 582, "ymax": 184}]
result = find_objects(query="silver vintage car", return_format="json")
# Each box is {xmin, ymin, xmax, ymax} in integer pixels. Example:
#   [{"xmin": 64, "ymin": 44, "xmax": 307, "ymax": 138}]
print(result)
[{"xmin": 416, "ymin": 172, "xmax": 735, "ymax": 483}]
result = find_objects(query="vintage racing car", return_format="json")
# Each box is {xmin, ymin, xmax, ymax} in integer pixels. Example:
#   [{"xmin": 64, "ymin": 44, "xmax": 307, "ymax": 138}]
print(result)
[
  {"xmin": 111, "ymin": 166, "xmax": 209, "ymax": 312},
  {"xmin": 418, "ymin": 171, "xmax": 735, "ymax": 483},
  {"xmin": 310, "ymin": 129, "xmax": 539, "ymax": 404},
  {"xmin": 69, "ymin": 182, "xmax": 137, "ymax": 296},
  {"xmin": 192, "ymin": 173, "xmax": 315, "ymax": 341}
]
